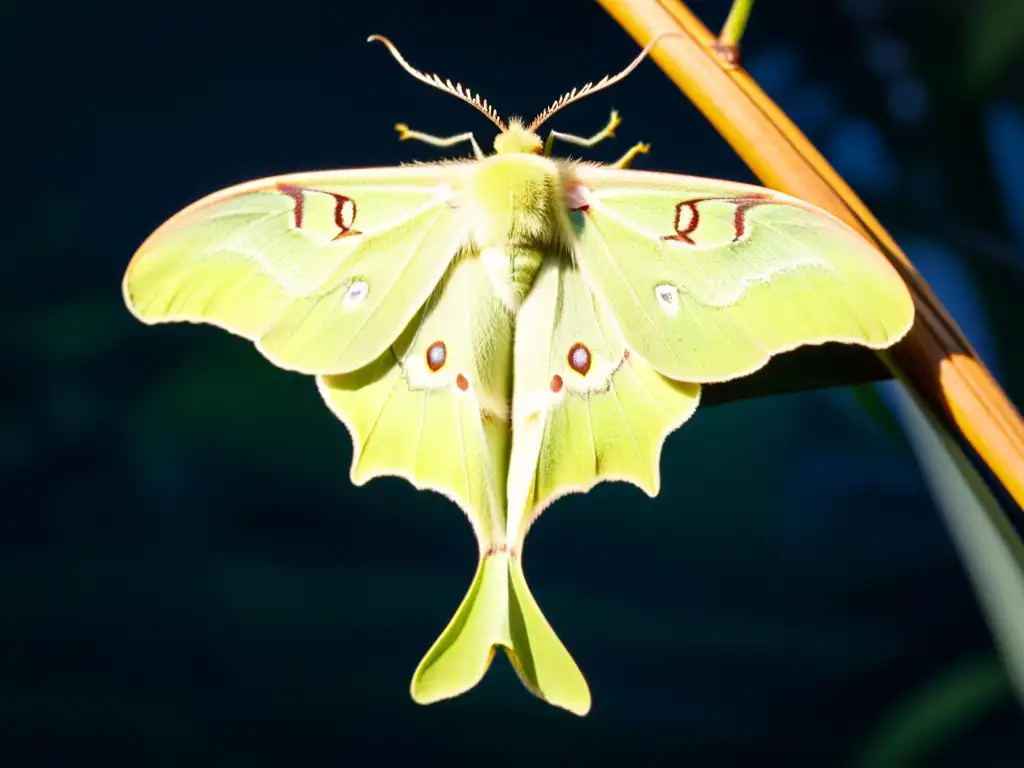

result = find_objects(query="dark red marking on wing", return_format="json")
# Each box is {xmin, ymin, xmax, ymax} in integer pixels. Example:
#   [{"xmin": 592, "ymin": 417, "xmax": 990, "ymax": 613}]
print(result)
[
  {"xmin": 276, "ymin": 183, "xmax": 362, "ymax": 239},
  {"xmin": 456, "ymin": 373, "xmax": 469, "ymax": 392},
  {"xmin": 278, "ymin": 184, "xmax": 306, "ymax": 229},
  {"xmin": 550, "ymin": 374, "xmax": 564, "ymax": 393},
  {"xmin": 662, "ymin": 198, "xmax": 705, "ymax": 245},
  {"xmin": 731, "ymin": 195, "xmax": 773, "ymax": 240},
  {"xmin": 662, "ymin": 193, "xmax": 774, "ymax": 245},
  {"xmin": 330, "ymin": 194, "xmax": 360, "ymax": 240}
]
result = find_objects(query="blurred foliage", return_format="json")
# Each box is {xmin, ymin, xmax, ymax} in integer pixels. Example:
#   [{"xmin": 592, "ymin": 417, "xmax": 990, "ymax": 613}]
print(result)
[
  {"xmin": 847, "ymin": 653, "xmax": 1013, "ymax": 767},
  {"xmin": 963, "ymin": 0, "xmax": 1024, "ymax": 98},
  {"xmin": 7, "ymin": 0, "xmax": 1024, "ymax": 764}
]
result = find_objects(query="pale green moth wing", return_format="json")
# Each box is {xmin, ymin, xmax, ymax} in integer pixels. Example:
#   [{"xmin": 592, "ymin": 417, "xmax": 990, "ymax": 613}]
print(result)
[
  {"xmin": 317, "ymin": 252, "xmax": 512, "ymax": 706},
  {"xmin": 508, "ymin": 253, "xmax": 702, "ymax": 536},
  {"xmin": 318, "ymin": 253, "xmax": 511, "ymax": 542},
  {"xmin": 123, "ymin": 167, "xmax": 465, "ymax": 374},
  {"xmin": 569, "ymin": 167, "xmax": 915, "ymax": 383},
  {"xmin": 501, "ymin": 253, "xmax": 702, "ymax": 716},
  {"xmin": 317, "ymin": 252, "xmax": 587, "ymax": 714}
]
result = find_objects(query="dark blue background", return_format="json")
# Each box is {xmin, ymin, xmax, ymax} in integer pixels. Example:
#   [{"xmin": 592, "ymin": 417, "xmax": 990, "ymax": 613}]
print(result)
[{"xmin": 8, "ymin": 0, "xmax": 1024, "ymax": 764}]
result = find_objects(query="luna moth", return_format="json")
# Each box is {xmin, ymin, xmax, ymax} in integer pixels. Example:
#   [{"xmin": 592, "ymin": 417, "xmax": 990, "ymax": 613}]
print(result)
[{"xmin": 122, "ymin": 34, "xmax": 915, "ymax": 716}]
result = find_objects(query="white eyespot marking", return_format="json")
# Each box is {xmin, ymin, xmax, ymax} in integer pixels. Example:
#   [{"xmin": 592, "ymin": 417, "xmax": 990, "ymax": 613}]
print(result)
[
  {"xmin": 426, "ymin": 341, "xmax": 447, "ymax": 372},
  {"xmin": 344, "ymin": 280, "xmax": 369, "ymax": 308},
  {"xmin": 339, "ymin": 198, "xmax": 356, "ymax": 230},
  {"xmin": 567, "ymin": 342, "xmax": 592, "ymax": 376},
  {"xmin": 655, "ymin": 284, "xmax": 679, "ymax": 316}
]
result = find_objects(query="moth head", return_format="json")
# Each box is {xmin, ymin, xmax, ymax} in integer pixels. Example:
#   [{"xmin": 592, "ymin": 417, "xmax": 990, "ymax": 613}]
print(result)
[{"xmin": 493, "ymin": 120, "xmax": 543, "ymax": 155}]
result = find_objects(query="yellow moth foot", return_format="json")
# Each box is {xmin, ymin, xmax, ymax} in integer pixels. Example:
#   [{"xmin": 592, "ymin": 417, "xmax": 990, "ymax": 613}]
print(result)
[
  {"xmin": 603, "ymin": 109, "xmax": 622, "ymax": 138},
  {"xmin": 612, "ymin": 141, "xmax": 650, "ymax": 169}
]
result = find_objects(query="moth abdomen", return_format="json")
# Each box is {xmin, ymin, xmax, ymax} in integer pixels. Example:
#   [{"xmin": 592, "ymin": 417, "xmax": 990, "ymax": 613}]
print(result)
[
  {"xmin": 480, "ymin": 244, "xmax": 544, "ymax": 311},
  {"xmin": 509, "ymin": 243, "xmax": 545, "ymax": 299}
]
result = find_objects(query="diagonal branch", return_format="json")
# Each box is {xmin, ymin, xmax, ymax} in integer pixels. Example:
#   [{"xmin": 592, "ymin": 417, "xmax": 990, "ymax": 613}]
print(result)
[{"xmin": 596, "ymin": 0, "xmax": 1024, "ymax": 510}]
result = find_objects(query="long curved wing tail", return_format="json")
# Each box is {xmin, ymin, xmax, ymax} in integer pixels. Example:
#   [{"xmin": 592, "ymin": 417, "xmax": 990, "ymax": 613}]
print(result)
[{"xmin": 411, "ymin": 550, "xmax": 591, "ymax": 715}]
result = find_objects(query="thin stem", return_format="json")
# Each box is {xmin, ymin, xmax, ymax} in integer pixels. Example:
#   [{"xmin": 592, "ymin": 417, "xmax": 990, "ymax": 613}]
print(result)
[{"xmin": 718, "ymin": 0, "xmax": 756, "ymax": 48}]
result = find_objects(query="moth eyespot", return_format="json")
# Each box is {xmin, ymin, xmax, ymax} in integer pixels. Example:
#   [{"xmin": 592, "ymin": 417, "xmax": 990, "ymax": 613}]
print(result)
[
  {"xmin": 426, "ymin": 341, "xmax": 447, "ymax": 372},
  {"xmin": 567, "ymin": 342, "xmax": 592, "ymax": 376},
  {"xmin": 655, "ymin": 284, "xmax": 679, "ymax": 316},
  {"xmin": 550, "ymin": 374, "xmax": 564, "ymax": 393},
  {"xmin": 456, "ymin": 373, "xmax": 469, "ymax": 391},
  {"xmin": 344, "ymin": 280, "xmax": 369, "ymax": 308}
]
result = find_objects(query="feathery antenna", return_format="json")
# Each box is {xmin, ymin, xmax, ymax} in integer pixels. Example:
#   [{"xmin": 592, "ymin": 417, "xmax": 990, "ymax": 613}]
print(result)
[
  {"xmin": 528, "ymin": 33, "xmax": 677, "ymax": 131},
  {"xmin": 368, "ymin": 35, "xmax": 507, "ymax": 131}
]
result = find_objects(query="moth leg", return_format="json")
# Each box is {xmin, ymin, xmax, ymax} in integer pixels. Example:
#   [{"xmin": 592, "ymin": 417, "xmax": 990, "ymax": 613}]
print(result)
[
  {"xmin": 610, "ymin": 142, "xmax": 651, "ymax": 169},
  {"xmin": 543, "ymin": 110, "xmax": 621, "ymax": 156},
  {"xmin": 394, "ymin": 123, "xmax": 484, "ymax": 160}
]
